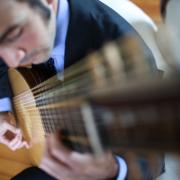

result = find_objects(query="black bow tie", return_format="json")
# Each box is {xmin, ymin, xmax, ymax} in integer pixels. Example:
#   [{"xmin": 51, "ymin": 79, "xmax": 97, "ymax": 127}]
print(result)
[
  {"xmin": 32, "ymin": 57, "xmax": 57, "ymax": 77},
  {"xmin": 47, "ymin": 57, "xmax": 56, "ymax": 74}
]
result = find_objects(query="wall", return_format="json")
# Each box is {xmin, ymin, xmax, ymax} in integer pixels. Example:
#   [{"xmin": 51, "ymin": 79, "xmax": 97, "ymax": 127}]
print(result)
[{"xmin": 132, "ymin": 0, "xmax": 162, "ymax": 24}]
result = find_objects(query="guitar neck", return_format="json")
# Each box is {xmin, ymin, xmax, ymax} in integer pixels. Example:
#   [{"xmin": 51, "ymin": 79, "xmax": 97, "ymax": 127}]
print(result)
[
  {"xmin": 90, "ymin": 81, "xmax": 180, "ymax": 153},
  {"xmin": 35, "ymin": 75, "xmax": 180, "ymax": 154}
]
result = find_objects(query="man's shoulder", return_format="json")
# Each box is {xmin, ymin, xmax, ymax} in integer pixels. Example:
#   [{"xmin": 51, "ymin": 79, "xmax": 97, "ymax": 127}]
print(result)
[
  {"xmin": 67, "ymin": 0, "xmax": 126, "ymax": 22},
  {"xmin": 67, "ymin": 0, "xmax": 134, "ymax": 35},
  {"xmin": 64, "ymin": 0, "xmax": 138, "ymax": 68}
]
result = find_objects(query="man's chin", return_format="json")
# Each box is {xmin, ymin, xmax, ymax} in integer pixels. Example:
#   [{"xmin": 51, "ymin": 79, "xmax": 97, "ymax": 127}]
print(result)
[{"xmin": 32, "ymin": 58, "xmax": 50, "ymax": 65}]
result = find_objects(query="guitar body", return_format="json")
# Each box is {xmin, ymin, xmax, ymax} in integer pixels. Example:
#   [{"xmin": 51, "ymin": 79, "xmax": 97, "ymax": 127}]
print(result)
[{"xmin": 0, "ymin": 68, "xmax": 48, "ymax": 179}]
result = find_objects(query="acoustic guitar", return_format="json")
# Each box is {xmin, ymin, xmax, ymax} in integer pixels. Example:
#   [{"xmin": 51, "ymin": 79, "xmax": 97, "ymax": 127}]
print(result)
[{"xmin": 0, "ymin": 37, "xmax": 179, "ymax": 179}]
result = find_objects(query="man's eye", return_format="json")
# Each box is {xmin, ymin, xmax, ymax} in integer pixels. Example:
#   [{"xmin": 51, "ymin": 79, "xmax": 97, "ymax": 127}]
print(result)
[{"xmin": 5, "ymin": 27, "xmax": 23, "ymax": 42}]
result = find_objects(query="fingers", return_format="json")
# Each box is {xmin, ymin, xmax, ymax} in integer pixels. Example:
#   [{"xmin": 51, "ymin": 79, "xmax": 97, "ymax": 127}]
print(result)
[
  {"xmin": 40, "ymin": 153, "xmax": 69, "ymax": 180},
  {"xmin": 8, "ymin": 129, "xmax": 30, "ymax": 150},
  {"xmin": 7, "ymin": 129, "xmax": 22, "ymax": 150},
  {"xmin": 46, "ymin": 134, "xmax": 71, "ymax": 163},
  {"xmin": 40, "ymin": 134, "xmax": 118, "ymax": 180},
  {"xmin": 46, "ymin": 134, "xmax": 109, "ymax": 167},
  {"xmin": 40, "ymin": 136, "xmax": 71, "ymax": 179},
  {"xmin": 0, "ymin": 122, "xmax": 30, "ymax": 151}
]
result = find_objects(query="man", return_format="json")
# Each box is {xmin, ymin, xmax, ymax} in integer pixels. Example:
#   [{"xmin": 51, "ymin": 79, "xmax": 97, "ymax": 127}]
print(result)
[{"xmin": 0, "ymin": 0, "xmax": 159, "ymax": 179}]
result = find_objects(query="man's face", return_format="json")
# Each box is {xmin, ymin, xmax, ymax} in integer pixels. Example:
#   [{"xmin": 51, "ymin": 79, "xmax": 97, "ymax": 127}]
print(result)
[{"xmin": 0, "ymin": 0, "xmax": 56, "ymax": 68}]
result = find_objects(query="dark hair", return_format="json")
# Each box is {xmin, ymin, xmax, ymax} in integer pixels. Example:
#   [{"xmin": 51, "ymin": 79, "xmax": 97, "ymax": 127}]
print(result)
[
  {"xmin": 16, "ymin": 0, "xmax": 51, "ymax": 20},
  {"xmin": 160, "ymin": 0, "xmax": 170, "ymax": 18}
]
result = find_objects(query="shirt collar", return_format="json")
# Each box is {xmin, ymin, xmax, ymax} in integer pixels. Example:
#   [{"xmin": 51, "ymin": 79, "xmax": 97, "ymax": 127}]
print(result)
[{"xmin": 51, "ymin": 0, "xmax": 69, "ymax": 56}]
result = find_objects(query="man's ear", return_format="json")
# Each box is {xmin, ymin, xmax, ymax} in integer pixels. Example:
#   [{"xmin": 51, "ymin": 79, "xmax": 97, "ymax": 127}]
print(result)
[{"xmin": 45, "ymin": 0, "xmax": 56, "ymax": 11}]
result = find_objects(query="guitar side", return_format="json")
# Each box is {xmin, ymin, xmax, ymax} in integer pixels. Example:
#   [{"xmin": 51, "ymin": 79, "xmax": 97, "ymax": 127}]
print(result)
[{"xmin": 0, "ymin": 68, "xmax": 46, "ymax": 180}]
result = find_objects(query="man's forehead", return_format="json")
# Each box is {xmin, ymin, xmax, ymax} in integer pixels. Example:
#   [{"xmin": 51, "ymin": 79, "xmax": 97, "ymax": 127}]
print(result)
[
  {"xmin": 0, "ymin": 1, "xmax": 29, "ymax": 33},
  {"xmin": 0, "ymin": 0, "xmax": 18, "ymax": 7},
  {"xmin": 0, "ymin": 0, "xmax": 22, "ymax": 13}
]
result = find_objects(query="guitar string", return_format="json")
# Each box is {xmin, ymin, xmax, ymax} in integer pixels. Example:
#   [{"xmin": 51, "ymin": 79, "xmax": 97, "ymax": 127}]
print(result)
[
  {"xmin": 14, "ymin": 71, "xmax": 93, "ymax": 106},
  {"xmin": 13, "ymin": 68, "xmax": 152, "ymax": 109},
  {"xmin": 17, "ymin": 72, "xmax": 94, "ymax": 150},
  {"xmin": 13, "ymin": 79, "xmax": 179, "ymax": 149},
  {"xmin": 14, "ymin": 53, "xmax": 100, "ymax": 98},
  {"xmin": 14, "ymin": 99, "xmax": 177, "ymax": 128},
  {"xmin": 15, "ymin": 104, "xmax": 179, "ymax": 150},
  {"xmin": 12, "ymin": 62, "xmax": 156, "ymax": 142},
  {"xmin": 18, "ymin": 106, "xmax": 92, "ymax": 151},
  {"xmin": 13, "ymin": 38, "xmax": 152, "ymax": 103},
  {"xmin": 11, "ymin": 37, "xmax": 156, "ymax": 149},
  {"xmin": 13, "ymin": 57, "xmax": 150, "ymax": 102}
]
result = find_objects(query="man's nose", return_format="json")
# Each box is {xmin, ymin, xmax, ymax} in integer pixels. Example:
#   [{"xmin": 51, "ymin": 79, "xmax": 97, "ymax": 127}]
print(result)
[{"xmin": 0, "ymin": 48, "xmax": 26, "ymax": 68}]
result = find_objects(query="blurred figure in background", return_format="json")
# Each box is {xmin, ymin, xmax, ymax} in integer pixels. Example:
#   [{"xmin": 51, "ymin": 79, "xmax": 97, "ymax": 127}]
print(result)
[
  {"xmin": 156, "ymin": 1, "xmax": 180, "ymax": 179},
  {"xmin": 158, "ymin": 0, "xmax": 180, "ymax": 69}
]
